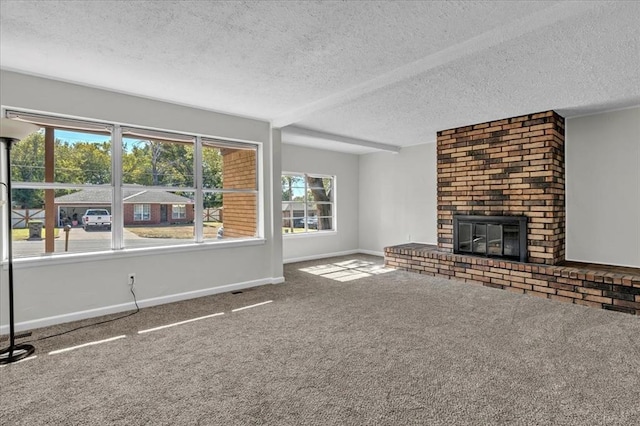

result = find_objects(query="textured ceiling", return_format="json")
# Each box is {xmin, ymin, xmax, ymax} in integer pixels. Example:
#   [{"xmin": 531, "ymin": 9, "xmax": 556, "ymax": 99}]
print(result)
[{"xmin": 1, "ymin": 1, "xmax": 639, "ymax": 154}]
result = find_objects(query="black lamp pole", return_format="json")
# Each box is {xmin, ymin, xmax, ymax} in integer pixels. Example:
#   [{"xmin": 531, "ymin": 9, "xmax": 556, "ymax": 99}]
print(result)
[{"xmin": 0, "ymin": 136, "xmax": 35, "ymax": 364}]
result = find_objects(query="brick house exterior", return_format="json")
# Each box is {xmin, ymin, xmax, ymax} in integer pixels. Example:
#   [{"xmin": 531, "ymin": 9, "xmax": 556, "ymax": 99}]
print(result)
[
  {"xmin": 55, "ymin": 188, "xmax": 194, "ymax": 226},
  {"xmin": 221, "ymin": 148, "xmax": 257, "ymax": 238}
]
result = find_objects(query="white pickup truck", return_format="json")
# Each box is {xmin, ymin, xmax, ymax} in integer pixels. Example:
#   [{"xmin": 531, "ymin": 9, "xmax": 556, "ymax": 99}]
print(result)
[{"xmin": 82, "ymin": 209, "xmax": 112, "ymax": 231}]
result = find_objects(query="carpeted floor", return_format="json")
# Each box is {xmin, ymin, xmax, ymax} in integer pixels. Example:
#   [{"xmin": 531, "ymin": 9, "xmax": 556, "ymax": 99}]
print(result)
[{"xmin": 1, "ymin": 254, "xmax": 639, "ymax": 425}]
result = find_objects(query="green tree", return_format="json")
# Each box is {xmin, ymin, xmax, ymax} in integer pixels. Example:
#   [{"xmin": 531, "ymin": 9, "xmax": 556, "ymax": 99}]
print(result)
[
  {"xmin": 203, "ymin": 147, "xmax": 222, "ymax": 207},
  {"xmin": 10, "ymin": 132, "xmax": 44, "ymax": 207},
  {"xmin": 306, "ymin": 176, "xmax": 332, "ymax": 230}
]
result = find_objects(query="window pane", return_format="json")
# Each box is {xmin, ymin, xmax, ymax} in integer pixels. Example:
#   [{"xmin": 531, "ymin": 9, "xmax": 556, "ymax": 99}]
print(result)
[
  {"xmin": 10, "ymin": 128, "xmax": 112, "ymax": 184},
  {"xmin": 202, "ymin": 143, "xmax": 223, "ymax": 190},
  {"xmin": 203, "ymin": 141, "xmax": 257, "ymax": 190},
  {"xmin": 307, "ymin": 176, "xmax": 333, "ymax": 203},
  {"xmin": 207, "ymin": 192, "xmax": 257, "ymax": 240},
  {"xmin": 9, "ymin": 130, "xmax": 44, "ymax": 183},
  {"xmin": 222, "ymin": 148, "xmax": 257, "ymax": 191},
  {"xmin": 122, "ymin": 136, "xmax": 194, "ymax": 187},
  {"xmin": 124, "ymin": 191, "xmax": 195, "ymax": 248},
  {"xmin": 282, "ymin": 174, "xmax": 334, "ymax": 235},
  {"xmin": 55, "ymin": 130, "xmax": 112, "ymax": 184},
  {"xmin": 310, "ymin": 203, "xmax": 333, "ymax": 230},
  {"xmin": 11, "ymin": 188, "xmax": 112, "ymax": 258},
  {"xmin": 281, "ymin": 175, "xmax": 305, "ymax": 201}
]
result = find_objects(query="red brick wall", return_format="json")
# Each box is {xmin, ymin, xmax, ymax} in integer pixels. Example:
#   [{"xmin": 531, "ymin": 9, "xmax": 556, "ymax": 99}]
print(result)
[
  {"xmin": 222, "ymin": 149, "xmax": 257, "ymax": 238},
  {"xmin": 437, "ymin": 111, "xmax": 565, "ymax": 265}
]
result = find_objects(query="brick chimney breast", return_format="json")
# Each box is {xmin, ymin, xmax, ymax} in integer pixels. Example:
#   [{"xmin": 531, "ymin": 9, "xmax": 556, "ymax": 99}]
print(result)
[{"xmin": 437, "ymin": 111, "xmax": 565, "ymax": 265}]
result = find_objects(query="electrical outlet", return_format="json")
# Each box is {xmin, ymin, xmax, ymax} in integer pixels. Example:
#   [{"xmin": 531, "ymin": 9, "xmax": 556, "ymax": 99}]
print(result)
[{"xmin": 128, "ymin": 273, "xmax": 136, "ymax": 288}]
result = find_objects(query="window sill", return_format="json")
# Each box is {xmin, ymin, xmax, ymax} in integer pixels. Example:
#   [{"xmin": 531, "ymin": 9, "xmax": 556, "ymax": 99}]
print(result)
[
  {"xmin": 4, "ymin": 238, "xmax": 267, "ymax": 269},
  {"xmin": 282, "ymin": 231, "xmax": 337, "ymax": 239}
]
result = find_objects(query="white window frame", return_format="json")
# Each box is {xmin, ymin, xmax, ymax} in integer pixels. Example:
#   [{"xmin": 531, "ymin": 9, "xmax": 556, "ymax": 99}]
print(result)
[
  {"xmin": 282, "ymin": 172, "xmax": 335, "ymax": 236},
  {"xmin": 133, "ymin": 204, "xmax": 151, "ymax": 221},
  {"xmin": 3, "ymin": 110, "xmax": 263, "ymax": 261},
  {"xmin": 172, "ymin": 204, "xmax": 186, "ymax": 219}
]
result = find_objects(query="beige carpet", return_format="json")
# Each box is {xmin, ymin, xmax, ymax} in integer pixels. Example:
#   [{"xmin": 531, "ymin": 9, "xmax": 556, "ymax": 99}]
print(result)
[{"xmin": 2, "ymin": 254, "xmax": 639, "ymax": 425}]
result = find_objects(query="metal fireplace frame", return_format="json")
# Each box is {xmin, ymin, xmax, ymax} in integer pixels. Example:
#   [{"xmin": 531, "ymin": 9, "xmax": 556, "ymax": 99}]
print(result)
[{"xmin": 453, "ymin": 215, "xmax": 528, "ymax": 262}]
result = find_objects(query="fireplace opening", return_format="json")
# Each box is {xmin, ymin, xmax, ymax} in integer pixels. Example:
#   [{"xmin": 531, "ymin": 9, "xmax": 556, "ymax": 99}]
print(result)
[{"xmin": 453, "ymin": 215, "xmax": 527, "ymax": 262}]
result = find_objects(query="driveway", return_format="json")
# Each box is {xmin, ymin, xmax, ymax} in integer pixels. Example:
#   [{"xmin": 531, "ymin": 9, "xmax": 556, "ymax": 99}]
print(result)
[{"xmin": 11, "ymin": 227, "xmax": 176, "ymax": 258}]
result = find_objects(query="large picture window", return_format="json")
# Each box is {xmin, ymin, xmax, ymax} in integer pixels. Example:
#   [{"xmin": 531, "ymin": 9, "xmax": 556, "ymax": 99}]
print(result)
[
  {"xmin": 282, "ymin": 173, "xmax": 334, "ymax": 235},
  {"xmin": 3, "ymin": 111, "xmax": 261, "ymax": 259}
]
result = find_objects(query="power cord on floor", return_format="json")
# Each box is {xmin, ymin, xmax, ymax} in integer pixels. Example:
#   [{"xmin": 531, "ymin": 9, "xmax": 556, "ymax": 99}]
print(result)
[{"xmin": 24, "ymin": 284, "xmax": 140, "ymax": 343}]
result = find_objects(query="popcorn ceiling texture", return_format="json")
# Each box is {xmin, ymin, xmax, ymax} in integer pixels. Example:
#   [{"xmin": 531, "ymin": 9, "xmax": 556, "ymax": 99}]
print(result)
[{"xmin": 1, "ymin": 1, "xmax": 638, "ymax": 153}]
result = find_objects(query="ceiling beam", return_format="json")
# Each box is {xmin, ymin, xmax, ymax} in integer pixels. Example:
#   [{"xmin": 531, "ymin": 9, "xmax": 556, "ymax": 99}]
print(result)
[
  {"xmin": 272, "ymin": 1, "xmax": 603, "ymax": 129},
  {"xmin": 281, "ymin": 126, "xmax": 401, "ymax": 153}
]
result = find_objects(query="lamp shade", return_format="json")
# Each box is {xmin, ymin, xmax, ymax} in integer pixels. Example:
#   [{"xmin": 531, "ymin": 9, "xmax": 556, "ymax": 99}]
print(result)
[{"xmin": 0, "ymin": 118, "xmax": 40, "ymax": 141}]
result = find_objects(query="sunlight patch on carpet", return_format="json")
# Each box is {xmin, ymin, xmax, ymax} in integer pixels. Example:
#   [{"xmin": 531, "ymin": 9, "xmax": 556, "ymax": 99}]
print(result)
[
  {"xmin": 49, "ymin": 335, "xmax": 127, "ymax": 355},
  {"xmin": 232, "ymin": 300, "xmax": 273, "ymax": 312},
  {"xmin": 299, "ymin": 260, "xmax": 393, "ymax": 282},
  {"xmin": 138, "ymin": 312, "xmax": 224, "ymax": 334},
  {"xmin": 0, "ymin": 355, "xmax": 38, "ymax": 367}
]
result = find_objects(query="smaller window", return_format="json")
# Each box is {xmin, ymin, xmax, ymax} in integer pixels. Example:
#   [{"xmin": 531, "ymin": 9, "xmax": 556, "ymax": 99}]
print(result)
[
  {"xmin": 172, "ymin": 204, "xmax": 186, "ymax": 219},
  {"xmin": 134, "ymin": 204, "xmax": 151, "ymax": 221},
  {"xmin": 282, "ymin": 173, "xmax": 335, "ymax": 235}
]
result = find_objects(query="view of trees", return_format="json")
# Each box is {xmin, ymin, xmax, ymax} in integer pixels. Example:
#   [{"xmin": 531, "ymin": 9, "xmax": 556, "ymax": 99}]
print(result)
[
  {"xmin": 10, "ymin": 130, "xmax": 224, "ymax": 208},
  {"xmin": 281, "ymin": 174, "xmax": 333, "ymax": 230}
]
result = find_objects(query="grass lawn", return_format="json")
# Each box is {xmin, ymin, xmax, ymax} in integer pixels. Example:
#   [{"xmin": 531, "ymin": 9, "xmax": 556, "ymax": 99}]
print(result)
[
  {"xmin": 126, "ymin": 222, "xmax": 222, "ymax": 239},
  {"xmin": 282, "ymin": 227, "xmax": 318, "ymax": 234},
  {"xmin": 12, "ymin": 228, "xmax": 60, "ymax": 240}
]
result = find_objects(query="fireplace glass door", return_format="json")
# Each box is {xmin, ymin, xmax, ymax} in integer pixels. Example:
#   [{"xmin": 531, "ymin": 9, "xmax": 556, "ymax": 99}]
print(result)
[
  {"xmin": 472, "ymin": 224, "xmax": 486, "ymax": 254},
  {"xmin": 487, "ymin": 224, "xmax": 502, "ymax": 256},
  {"xmin": 453, "ymin": 215, "xmax": 527, "ymax": 262},
  {"xmin": 503, "ymin": 225, "xmax": 520, "ymax": 257},
  {"xmin": 458, "ymin": 223, "xmax": 472, "ymax": 252}
]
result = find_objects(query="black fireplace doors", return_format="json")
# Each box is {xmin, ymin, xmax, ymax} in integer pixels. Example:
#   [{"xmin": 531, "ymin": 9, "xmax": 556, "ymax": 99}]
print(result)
[{"xmin": 453, "ymin": 215, "xmax": 527, "ymax": 262}]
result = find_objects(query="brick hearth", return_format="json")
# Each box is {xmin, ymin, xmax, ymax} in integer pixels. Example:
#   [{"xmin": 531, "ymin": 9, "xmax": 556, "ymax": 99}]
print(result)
[{"xmin": 385, "ymin": 244, "xmax": 640, "ymax": 315}]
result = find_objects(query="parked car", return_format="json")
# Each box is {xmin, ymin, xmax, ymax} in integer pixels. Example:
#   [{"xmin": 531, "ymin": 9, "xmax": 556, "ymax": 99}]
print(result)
[
  {"xmin": 293, "ymin": 216, "xmax": 318, "ymax": 229},
  {"xmin": 82, "ymin": 209, "xmax": 112, "ymax": 231},
  {"xmin": 306, "ymin": 216, "xmax": 318, "ymax": 229}
]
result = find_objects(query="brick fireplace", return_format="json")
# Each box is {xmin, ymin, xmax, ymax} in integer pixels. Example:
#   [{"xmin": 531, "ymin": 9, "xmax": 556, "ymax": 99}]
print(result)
[
  {"xmin": 385, "ymin": 111, "xmax": 640, "ymax": 315},
  {"xmin": 437, "ymin": 110, "xmax": 565, "ymax": 265}
]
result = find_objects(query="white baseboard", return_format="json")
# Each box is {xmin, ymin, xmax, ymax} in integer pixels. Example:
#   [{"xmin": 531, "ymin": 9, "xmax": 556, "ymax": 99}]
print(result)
[
  {"xmin": 283, "ymin": 249, "xmax": 360, "ymax": 264},
  {"xmin": 358, "ymin": 249, "xmax": 384, "ymax": 257},
  {"xmin": 1, "ymin": 277, "xmax": 284, "ymax": 334},
  {"xmin": 283, "ymin": 249, "xmax": 385, "ymax": 264}
]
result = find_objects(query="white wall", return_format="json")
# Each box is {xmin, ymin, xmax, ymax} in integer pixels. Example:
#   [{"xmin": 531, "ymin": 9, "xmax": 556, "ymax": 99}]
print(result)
[
  {"xmin": 0, "ymin": 70, "xmax": 283, "ymax": 330},
  {"xmin": 358, "ymin": 143, "xmax": 437, "ymax": 255},
  {"xmin": 566, "ymin": 107, "xmax": 640, "ymax": 267},
  {"xmin": 281, "ymin": 144, "xmax": 359, "ymax": 262}
]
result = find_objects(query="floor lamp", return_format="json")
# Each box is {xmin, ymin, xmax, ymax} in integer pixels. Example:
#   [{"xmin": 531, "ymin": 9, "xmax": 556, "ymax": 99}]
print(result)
[{"xmin": 0, "ymin": 118, "xmax": 40, "ymax": 364}]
